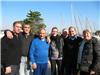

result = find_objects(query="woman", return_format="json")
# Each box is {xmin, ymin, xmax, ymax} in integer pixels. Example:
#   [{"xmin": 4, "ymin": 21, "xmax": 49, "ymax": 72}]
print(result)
[{"xmin": 78, "ymin": 29, "xmax": 100, "ymax": 75}]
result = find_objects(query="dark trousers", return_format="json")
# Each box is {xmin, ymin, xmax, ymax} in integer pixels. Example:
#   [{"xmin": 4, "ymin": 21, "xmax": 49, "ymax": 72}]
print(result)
[
  {"xmin": 5, "ymin": 65, "xmax": 20, "ymax": 75},
  {"xmin": 61, "ymin": 63, "xmax": 77, "ymax": 75},
  {"xmin": 51, "ymin": 60, "xmax": 62, "ymax": 75},
  {"xmin": 80, "ymin": 71, "xmax": 89, "ymax": 75},
  {"xmin": 60, "ymin": 60, "xmax": 66, "ymax": 75},
  {"xmin": 33, "ymin": 63, "xmax": 48, "ymax": 75}
]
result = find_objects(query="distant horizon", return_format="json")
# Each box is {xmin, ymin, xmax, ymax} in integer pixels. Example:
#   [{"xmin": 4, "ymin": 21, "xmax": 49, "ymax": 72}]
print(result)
[{"xmin": 0, "ymin": 1, "xmax": 100, "ymax": 34}]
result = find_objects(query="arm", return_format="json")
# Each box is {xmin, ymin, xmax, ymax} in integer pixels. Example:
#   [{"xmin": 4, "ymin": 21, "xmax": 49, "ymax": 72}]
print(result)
[
  {"xmin": 93, "ymin": 38, "xmax": 100, "ymax": 69},
  {"xmin": 90, "ymin": 38, "xmax": 100, "ymax": 73},
  {"xmin": 1, "ymin": 37, "xmax": 12, "ymax": 74},
  {"xmin": 58, "ymin": 37, "xmax": 64, "ymax": 58},
  {"xmin": 29, "ymin": 39, "xmax": 37, "ymax": 69},
  {"xmin": 46, "ymin": 36, "xmax": 51, "ymax": 44}
]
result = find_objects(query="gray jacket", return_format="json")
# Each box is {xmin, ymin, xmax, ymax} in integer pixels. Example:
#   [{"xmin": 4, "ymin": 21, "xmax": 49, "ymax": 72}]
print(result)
[{"xmin": 49, "ymin": 35, "xmax": 63, "ymax": 60}]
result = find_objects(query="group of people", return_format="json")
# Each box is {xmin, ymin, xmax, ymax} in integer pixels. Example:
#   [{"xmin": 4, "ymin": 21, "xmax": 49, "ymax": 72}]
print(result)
[{"xmin": 1, "ymin": 21, "xmax": 100, "ymax": 75}]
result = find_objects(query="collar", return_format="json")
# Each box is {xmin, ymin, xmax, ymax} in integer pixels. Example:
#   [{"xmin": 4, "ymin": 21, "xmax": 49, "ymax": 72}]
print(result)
[{"xmin": 69, "ymin": 35, "xmax": 78, "ymax": 40}]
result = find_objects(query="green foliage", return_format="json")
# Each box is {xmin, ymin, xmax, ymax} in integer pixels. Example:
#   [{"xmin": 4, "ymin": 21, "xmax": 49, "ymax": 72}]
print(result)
[{"xmin": 23, "ymin": 10, "xmax": 46, "ymax": 34}]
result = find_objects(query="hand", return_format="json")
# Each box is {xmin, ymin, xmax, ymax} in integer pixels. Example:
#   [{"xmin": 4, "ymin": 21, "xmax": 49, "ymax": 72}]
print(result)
[
  {"xmin": 32, "ymin": 63, "xmax": 37, "ymax": 69},
  {"xmin": 90, "ymin": 70, "xmax": 95, "ymax": 75},
  {"xmin": 5, "ymin": 66, "xmax": 11, "ymax": 74},
  {"xmin": 48, "ymin": 60, "xmax": 51, "ymax": 67},
  {"xmin": 46, "ymin": 36, "xmax": 51, "ymax": 43},
  {"xmin": 6, "ymin": 31, "xmax": 13, "ymax": 39}
]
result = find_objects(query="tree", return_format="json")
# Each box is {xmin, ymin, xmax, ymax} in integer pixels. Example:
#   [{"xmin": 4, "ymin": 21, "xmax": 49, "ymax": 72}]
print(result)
[{"xmin": 23, "ymin": 10, "xmax": 46, "ymax": 34}]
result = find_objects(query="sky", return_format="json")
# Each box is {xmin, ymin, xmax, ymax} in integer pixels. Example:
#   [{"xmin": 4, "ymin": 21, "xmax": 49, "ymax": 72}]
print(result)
[{"xmin": 0, "ymin": 0, "xmax": 100, "ymax": 33}]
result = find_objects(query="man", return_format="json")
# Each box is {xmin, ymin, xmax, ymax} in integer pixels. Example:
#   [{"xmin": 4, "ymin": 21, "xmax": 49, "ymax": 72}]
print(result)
[
  {"xmin": 4, "ymin": 23, "xmax": 34, "ymax": 75},
  {"xmin": 78, "ymin": 29, "xmax": 100, "ymax": 75},
  {"xmin": 1, "ymin": 30, "xmax": 12, "ymax": 75},
  {"xmin": 29, "ymin": 28, "xmax": 50, "ymax": 75},
  {"xmin": 49, "ymin": 27, "xmax": 63, "ymax": 75},
  {"xmin": 1, "ymin": 21, "xmax": 22, "ymax": 75},
  {"xmin": 62, "ymin": 26, "xmax": 82, "ymax": 75},
  {"xmin": 20, "ymin": 24, "xmax": 34, "ymax": 75}
]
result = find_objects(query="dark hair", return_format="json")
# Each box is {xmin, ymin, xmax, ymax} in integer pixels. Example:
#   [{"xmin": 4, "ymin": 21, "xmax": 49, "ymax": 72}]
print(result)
[
  {"xmin": 13, "ymin": 21, "xmax": 21, "ymax": 27},
  {"xmin": 52, "ymin": 27, "xmax": 58, "ymax": 31},
  {"xmin": 23, "ymin": 23, "xmax": 30, "ymax": 26},
  {"xmin": 22, "ymin": 23, "xmax": 30, "ymax": 29},
  {"xmin": 4, "ymin": 29, "xmax": 13, "ymax": 37},
  {"xmin": 68, "ymin": 26, "xmax": 76, "ymax": 31}
]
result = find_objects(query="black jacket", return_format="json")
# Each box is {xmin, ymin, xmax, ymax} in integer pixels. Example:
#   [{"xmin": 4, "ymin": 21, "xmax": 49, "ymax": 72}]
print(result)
[
  {"xmin": 80, "ymin": 37, "xmax": 100, "ymax": 72},
  {"xmin": 63, "ymin": 36, "xmax": 82, "ymax": 66},
  {"xmin": 1, "ymin": 33, "xmax": 22, "ymax": 67},
  {"xmin": 21, "ymin": 32, "xmax": 34, "ymax": 56}
]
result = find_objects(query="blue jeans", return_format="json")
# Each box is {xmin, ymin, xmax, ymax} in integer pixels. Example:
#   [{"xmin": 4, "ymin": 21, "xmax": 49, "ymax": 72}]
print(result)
[{"xmin": 33, "ymin": 63, "xmax": 48, "ymax": 75}]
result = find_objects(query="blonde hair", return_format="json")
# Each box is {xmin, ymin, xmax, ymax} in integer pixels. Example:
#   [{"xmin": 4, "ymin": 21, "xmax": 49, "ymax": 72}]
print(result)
[{"xmin": 83, "ymin": 29, "xmax": 92, "ymax": 34}]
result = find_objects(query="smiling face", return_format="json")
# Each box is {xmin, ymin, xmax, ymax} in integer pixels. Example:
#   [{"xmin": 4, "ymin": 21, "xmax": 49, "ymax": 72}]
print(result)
[
  {"xmin": 51, "ymin": 29, "xmax": 58, "ymax": 36},
  {"xmin": 83, "ymin": 29, "xmax": 92, "ymax": 40},
  {"xmin": 51, "ymin": 27, "xmax": 58, "ymax": 36},
  {"xmin": 39, "ymin": 28, "xmax": 46, "ymax": 39},
  {"xmin": 69, "ymin": 27, "xmax": 76, "ymax": 37}
]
